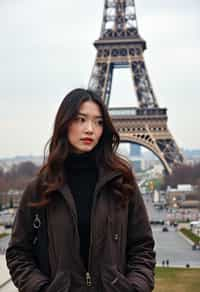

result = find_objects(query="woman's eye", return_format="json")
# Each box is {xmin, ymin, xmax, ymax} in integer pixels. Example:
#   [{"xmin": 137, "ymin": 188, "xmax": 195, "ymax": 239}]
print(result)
[
  {"xmin": 75, "ymin": 117, "xmax": 85, "ymax": 122},
  {"xmin": 97, "ymin": 120, "xmax": 103, "ymax": 126}
]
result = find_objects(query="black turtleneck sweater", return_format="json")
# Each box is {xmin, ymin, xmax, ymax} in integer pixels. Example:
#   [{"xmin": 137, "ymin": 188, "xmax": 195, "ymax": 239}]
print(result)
[{"xmin": 64, "ymin": 151, "xmax": 98, "ymax": 269}]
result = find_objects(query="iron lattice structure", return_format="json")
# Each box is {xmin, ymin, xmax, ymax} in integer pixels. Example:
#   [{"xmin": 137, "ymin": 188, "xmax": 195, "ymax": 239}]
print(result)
[{"xmin": 88, "ymin": 0, "xmax": 184, "ymax": 174}]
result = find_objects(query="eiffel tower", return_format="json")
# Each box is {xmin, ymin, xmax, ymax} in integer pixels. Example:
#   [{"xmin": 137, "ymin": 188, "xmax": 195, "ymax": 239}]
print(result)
[{"xmin": 88, "ymin": 0, "xmax": 184, "ymax": 174}]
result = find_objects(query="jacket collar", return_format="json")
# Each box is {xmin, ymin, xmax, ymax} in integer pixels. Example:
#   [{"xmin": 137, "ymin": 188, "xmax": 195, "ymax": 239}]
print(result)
[
  {"xmin": 59, "ymin": 167, "xmax": 122, "ymax": 222},
  {"xmin": 95, "ymin": 166, "xmax": 121, "ymax": 193},
  {"xmin": 60, "ymin": 167, "xmax": 121, "ymax": 196}
]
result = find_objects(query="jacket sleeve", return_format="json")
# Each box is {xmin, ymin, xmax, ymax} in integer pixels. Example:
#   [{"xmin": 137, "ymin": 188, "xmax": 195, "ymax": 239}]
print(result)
[
  {"xmin": 6, "ymin": 181, "xmax": 50, "ymax": 292},
  {"xmin": 126, "ymin": 185, "xmax": 156, "ymax": 292}
]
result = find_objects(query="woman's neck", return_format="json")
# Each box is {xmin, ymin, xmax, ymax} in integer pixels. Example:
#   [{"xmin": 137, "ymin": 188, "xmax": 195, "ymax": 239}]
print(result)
[{"xmin": 65, "ymin": 150, "xmax": 97, "ymax": 169}]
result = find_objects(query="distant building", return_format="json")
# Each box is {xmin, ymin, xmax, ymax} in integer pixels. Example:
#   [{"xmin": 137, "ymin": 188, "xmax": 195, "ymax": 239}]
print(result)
[
  {"xmin": 186, "ymin": 159, "xmax": 200, "ymax": 166},
  {"xmin": 132, "ymin": 160, "xmax": 143, "ymax": 172},
  {"xmin": 142, "ymin": 159, "xmax": 160, "ymax": 171},
  {"xmin": 0, "ymin": 189, "xmax": 23, "ymax": 209},
  {"xmin": 153, "ymin": 190, "xmax": 160, "ymax": 203},
  {"xmin": 130, "ymin": 144, "xmax": 141, "ymax": 157},
  {"xmin": 166, "ymin": 185, "xmax": 200, "ymax": 209},
  {"xmin": 129, "ymin": 144, "xmax": 143, "ymax": 172},
  {"xmin": 183, "ymin": 149, "xmax": 200, "ymax": 160},
  {"xmin": 176, "ymin": 185, "xmax": 193, "ymax": 192},
  {"xmin": 179, "ymin": 200, "xmax": 200, "ymax": 209}
]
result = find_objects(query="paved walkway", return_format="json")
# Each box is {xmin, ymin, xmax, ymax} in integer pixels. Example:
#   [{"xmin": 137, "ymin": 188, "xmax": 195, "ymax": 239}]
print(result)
[
  {"xmin": 152, "ymin": 226, "xmax": 200, "ymax": 267},
  {"xmin": 0, "ymin": 254, "xmax": 18, "ymax": 291},
  {"xmin": 0, "ymin": 255, "xmax": 14, "ymax": 291},
  {"xmin": 0, "ymin": 280, "xmax": 17, "ymax": 292}
]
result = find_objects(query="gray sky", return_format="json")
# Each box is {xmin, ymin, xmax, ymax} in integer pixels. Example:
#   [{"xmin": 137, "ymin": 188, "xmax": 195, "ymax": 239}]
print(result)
[{"xmin": 0, "ymin": 0, "xmax": 200, "ymax": 158}]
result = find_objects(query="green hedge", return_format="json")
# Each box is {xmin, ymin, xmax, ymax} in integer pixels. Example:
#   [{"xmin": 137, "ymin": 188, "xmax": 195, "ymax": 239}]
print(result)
[
  {"xmin": 180, "ymin": 228, "xmax": 200, "ymax": 244},
  {"xmin": 0, "ymin": 232, "xmax": 9, "ymax": 239}
]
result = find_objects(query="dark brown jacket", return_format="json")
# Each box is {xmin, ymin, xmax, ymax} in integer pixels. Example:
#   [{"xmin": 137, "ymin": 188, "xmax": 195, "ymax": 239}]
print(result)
[{"xmin": 6, "ymin": 168, "xmax": 155, "ymax": 292}]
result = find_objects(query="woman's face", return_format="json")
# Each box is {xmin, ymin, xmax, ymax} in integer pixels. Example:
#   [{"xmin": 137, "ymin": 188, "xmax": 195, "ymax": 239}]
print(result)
[{"xmin": 68, "ymin": 100, "xmax": 103, "ymax": 154}]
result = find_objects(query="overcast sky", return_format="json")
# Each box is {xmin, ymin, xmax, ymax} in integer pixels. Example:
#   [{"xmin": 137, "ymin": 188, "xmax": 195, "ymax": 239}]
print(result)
[{"xmin": 0, "ymin": 0, "xmax": 199, "ymax": 158}]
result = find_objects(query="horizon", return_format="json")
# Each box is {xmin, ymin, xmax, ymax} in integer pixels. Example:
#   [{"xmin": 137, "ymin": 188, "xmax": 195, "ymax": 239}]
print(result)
[{"xmin": 0, "ymin": 146, "xmax": 200, "ymax": 161}]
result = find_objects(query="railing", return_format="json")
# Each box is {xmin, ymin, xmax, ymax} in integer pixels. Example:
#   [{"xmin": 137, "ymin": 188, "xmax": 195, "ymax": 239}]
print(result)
[{"xmin": 109, "ymin": 107, "xmax": 167, "ymax": 117}]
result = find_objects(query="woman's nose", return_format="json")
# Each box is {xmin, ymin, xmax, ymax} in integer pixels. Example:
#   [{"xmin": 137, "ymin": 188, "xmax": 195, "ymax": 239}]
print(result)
[{"xmin": 85, "ymin": 121, "xmax": 94, "ymax": 133}]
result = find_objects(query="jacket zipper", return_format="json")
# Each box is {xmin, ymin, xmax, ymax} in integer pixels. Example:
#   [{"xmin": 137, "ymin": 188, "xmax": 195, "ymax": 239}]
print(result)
[
  {"xmin": 85, "ymin": 172, "xmax": 121, "ymax": 288},
  {"xmin": 85, "ymin": 178, "xmax": 104, "ymax": 287},
  {"xmin": 61, "ymin": 186, "xmax": 93, "ymax": 287},
  {"xmin": 60, "ymin": 173, "xmax": 121, "ymax": 288},
  {"xmin": 85, "ymin": 192, "xmax": 96, "ymax": 287},
  {"xmin": 86, "ymin": 271, "xmax": 92, "ymax": 287}
]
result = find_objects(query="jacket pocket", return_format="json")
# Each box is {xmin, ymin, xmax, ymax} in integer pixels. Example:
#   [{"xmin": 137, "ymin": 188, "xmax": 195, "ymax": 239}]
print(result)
[
  {"xmin": 47, "ymin": 271, "xmax": 71, "ymax": 292},
  {"xmin": 101, "ymin": 265, "xmax": 133, "ymax": 292}
]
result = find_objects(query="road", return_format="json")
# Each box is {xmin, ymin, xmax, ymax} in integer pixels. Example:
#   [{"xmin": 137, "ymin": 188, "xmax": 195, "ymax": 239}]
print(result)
[
  {"xmin": 0, "ymin": 235, "xmax": 10, "ymax": 254},
  {"xmin": 143, "ymin": 194, "xmax": 200, "ymax": 267}
]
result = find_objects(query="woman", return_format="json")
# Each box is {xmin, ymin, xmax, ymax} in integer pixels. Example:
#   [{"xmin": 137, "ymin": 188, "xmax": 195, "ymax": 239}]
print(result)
[{"xmin": 6, "ymin": 88, "xmax": 155, "ymax": 292}]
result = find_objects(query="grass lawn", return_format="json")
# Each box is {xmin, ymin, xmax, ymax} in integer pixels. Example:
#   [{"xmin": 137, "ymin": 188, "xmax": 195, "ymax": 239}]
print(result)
[
  {"xmin": 180, "ymin": 228, "xmax": 200, "ymax": 244},
  {"xmin": 154, "ymin": 267, "xmax": 200, "ymax": 292}
]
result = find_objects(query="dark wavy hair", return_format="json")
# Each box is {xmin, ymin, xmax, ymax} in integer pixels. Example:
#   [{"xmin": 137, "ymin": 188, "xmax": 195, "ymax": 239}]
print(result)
[{"xmin": 33, "ymin": 88, "xmax": 137, "ymax": 207}]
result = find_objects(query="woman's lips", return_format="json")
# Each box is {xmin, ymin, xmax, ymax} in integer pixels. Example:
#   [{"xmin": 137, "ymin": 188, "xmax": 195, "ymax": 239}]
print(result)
[{"xmin": 81, "ymin": 138, "xmax": 94, "ymax": 144}]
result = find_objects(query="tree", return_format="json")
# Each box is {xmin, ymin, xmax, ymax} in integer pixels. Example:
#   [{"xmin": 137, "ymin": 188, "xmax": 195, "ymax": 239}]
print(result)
[
  {"xmin": 17, "ymin": 161, "xmax": 38, "ymax": 177},
  {"xmin": 0, "ymin": 161, "xmax": 39, "ymax": 192},
  {"xmin": 0, "ymin": 167, "xmax": 4, "ymax": 177},
  {"xmin": 163, "ymin": 163, "xmax": 200, "ymax": 188}
]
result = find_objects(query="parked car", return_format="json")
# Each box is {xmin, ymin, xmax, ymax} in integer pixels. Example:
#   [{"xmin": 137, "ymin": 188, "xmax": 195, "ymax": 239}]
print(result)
[
  {"xmin": 150, "ymin": 219, "xmax": 164, "ymax": 225},
  {"xmin": 192, "ymin": 243, "xmax": 200, "ymax": 250},
  {"xmin": 4, "ymin": 222, "xmax": 13, "ymax": 229},
  {"xmin": 162, "ymin": 226, "xmax": 169, "ymax": 232}
]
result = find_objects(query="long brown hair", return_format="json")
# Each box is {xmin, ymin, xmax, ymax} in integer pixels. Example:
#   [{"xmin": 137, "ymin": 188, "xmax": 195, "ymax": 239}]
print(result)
[{"xmin": 33, "ymin": 88, "xmax": 137, "ymax": 207}]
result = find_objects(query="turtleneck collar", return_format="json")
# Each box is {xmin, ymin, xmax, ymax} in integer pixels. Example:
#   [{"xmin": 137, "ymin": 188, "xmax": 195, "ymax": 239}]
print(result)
[{"xmin": 65, "ymin": 150, "xmax": 97, "ymax": 169}]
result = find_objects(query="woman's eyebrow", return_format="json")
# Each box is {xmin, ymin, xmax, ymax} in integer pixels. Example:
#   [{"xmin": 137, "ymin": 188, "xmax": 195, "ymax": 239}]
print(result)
[{"xmin": 78, "ymin": 112, "xmax": 103, "ymax": 119}]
